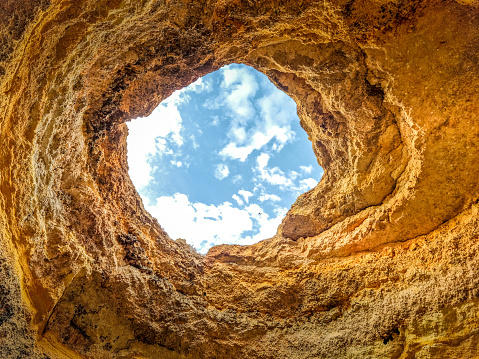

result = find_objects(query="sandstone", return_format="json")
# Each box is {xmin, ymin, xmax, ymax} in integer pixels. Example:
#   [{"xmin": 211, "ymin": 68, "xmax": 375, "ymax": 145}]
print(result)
[{"xmin": 0, "ymin": 0, "xmax": 478, "ymax": 358}]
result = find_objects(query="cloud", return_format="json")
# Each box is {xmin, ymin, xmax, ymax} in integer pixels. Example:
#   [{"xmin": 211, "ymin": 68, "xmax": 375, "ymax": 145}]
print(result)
[
  {"xmin": 218, "ymin": 65, "xmax": 297, "ymax": 162},
  {"xmin": 245, "ymin": 203, "xmax": 263, "ymax": 217},
  {"xmin": 231, "ymin": 126, "xmax": 247, "ymax": 142},
  {"xmin": 127, "ymin": 93, "xmax": 185, "ymax": 188},
  {"xmin": 219, "ymin": 123, "xmax": 295, "ymax": 162},
  {"xmin": 189, "ymin": 135, "xmax": 199, "ymax": 150},
  {"xmin": 259, "ymin": 193, "xmax": 281, "ymax": 202},
  {"xmin": 300, "ymin": 165, "xmax": 313, "ymax": 174},
  {"xmin": 258, "ymin": 89, "xmax": 296, "ymax": 127},
  {"xmin": 128, "ymin": 64, "xmax": 322, "ymax": 254},
  {"xmin": 219, "ymin": 143, "xmax": 254, "ymax": 162},
  {"xmin": 232, "ymin": 194, "xmax": 244, "ymax": 206},
  {"xmin": 232, "ymin": 175, "xmax": 243, "ymax": 184},
  {"xmin": 210, "ymin": 116, "xmax": 220, "ymax": 126},
  {"xmin": 256, "ymin": 153, "xmax": 294, "ymax": 187},
  {"xmin": 214, "ymin": 163, "xmax": 230, "ymax": 180},
  {"xmin": 126, "ymin": 75, "xmax": 214, "ymax": 190},
  {"xmin": 243, "ymin": 204, "xmax": 287, "ymax": 244},
  {"xmin": 145, "ymin": 193, "xmax": 254, "ymax": 252},
  {"xmin": 222, "ymin": 66, "xmax": 258, "ymax": 119},
  {"xmin": 257, "ymin": 152, "xmax": 269, "ymax": 169},
  {"xmin": 144, "ymin": 192, "xmax": 289, "ymax": 253},
  {"xmin": 238, "ymin": 190, "xmax": 253, "ymax": 203},
  {"xmin": 255, "ymin": 153, "xmax": 318, "ymax": 192},
  {"xmin": 187, "ymin": 77, "xmax": 212, "ymax": 93},
  {"xmin": 298, "ymin": 178, "xmax": 318, "ymax": 191}
]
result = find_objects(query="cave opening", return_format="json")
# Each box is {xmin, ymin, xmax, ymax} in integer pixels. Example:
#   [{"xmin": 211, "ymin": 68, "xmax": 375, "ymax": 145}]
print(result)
[{"xmin": 126, "ymin": 64, "xmax": 323, "ymax": 254}]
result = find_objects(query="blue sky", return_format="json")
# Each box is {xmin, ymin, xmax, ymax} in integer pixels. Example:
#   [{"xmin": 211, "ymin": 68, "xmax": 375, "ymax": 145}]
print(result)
[{"xmin": 127, "ymin": 64, "xmax": 323, "ymax": 254}]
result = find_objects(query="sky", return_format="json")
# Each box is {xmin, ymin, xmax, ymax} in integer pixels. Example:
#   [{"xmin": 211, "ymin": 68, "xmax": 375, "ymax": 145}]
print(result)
[{"xmin": 126, "ymin": 64, "xmax": 323, "ymax": 254}]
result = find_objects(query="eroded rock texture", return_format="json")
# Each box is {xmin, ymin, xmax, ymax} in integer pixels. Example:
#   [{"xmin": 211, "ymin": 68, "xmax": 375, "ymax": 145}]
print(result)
[{"xmin": 1, "ymin": 0, "xmax": 479, "ymax": 358}]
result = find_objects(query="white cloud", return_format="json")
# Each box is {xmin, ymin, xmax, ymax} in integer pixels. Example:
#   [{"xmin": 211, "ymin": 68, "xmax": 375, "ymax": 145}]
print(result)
[
  {"xmin": 193, "ymin": 202, "xmax": 222, "ymax": 220},
  {"xmin": 222, "ymin": 66, "xmax": 258, "ymax": 119},
  {"xmin": 219, "ymin": 143, "xmax": 253, "ymax": 162},
  {"xmin": 298, "ymin": 178, "xmax": 318, "ymax": 191},
  {"xmin": 238, "ymin": 190, "xmax": 253, "ymax": 203},
  {"xmin": 214, "ymin": 163, "xmax": 230, "ymax": 180},
  {"xmin": 300, "ymin": 165, "xmax": 313, "ymax": 174},
  {"xmin": 218, "ymin": 66, "xmax": 297, "ymax": 162},
  {"xmin": 127, "ymin": 93, "xmax": 185, "ymax": 188},
  {"xmin": 250, "ymin": 131, "xmax": 270, "ymax": 149},
  {"xmin": 232, "ymin": 194, "xmax": 244, "ymax": 206},
  {"xmin": 257, "ymin": 153, "xmax": 270, "ymax": 169},
  {"xmin": 219, "ymin": 122, "xmax": 295, "ymax": 161},
  {"xmin": 259, "ymin": 194, "xmax": 281, "ymax": 202},
  {"xmin": 256, "ymin": 153, "xmax": 294, "ymax": 187},
  {"xmin": 258, "ymin": 89, "xmax": 296, "ymax": 126},
  {"xmin": 232, "ymin": 175, "xmax": 243, "ymax": 184},
  {"xmin": 128, "ymin": 64, "xmax": 321, "ymax": 254},
  {"xmin": 190, "ymin": 135, "xmax": 199, "ymax": 150},
  {"xmin": 127, "ymin": 75, "xmax": 215, "ymax": 190},
  {"xmin": 144, "ymin": 192, "xmax": 289, "ymax": 254},
  {"xmin": 145, "ymin": 193, "xmax": 254, "ymax": 252},
  {"xmin": 231, "ymin": 126, "xmax": 247, "ymax": 142},
  {"xmin": 255, "ymin": 153, "xmax": 319, "ymax": 192},
  {"xmin": 261, "ymin": 171, "xmax": 292, "ymax": 187},
  {"xmin": 210, "ymin": 116, "xmax": 220, "ymax": 126},
  {"xmin": 245, "ymin": 203, "xmax": 263, "ymax": 217},
  {"xmin": 187, "ymin": 77, "xmax": 212, "ymax": 94},
  {"xmin": 243, "ymin": 205, "xmax": 287, "ymax": 244}
]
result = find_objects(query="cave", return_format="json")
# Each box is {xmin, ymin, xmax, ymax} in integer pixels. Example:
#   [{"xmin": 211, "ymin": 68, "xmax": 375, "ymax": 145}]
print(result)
[{"xmin": 1, "ymin": 1, "xmax": 479, "ymax": 358}]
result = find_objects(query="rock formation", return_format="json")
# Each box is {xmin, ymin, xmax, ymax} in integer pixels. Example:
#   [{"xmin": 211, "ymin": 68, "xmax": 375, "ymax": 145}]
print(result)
[{"xmin": 1, "ymin": 0, "xmax": 478, "ymax": 357}]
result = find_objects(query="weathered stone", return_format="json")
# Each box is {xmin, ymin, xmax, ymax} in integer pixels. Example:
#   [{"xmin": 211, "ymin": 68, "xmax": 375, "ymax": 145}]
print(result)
[{"xmin": 0, "ymin": 0, "xmax": 478, "ymax": 358}]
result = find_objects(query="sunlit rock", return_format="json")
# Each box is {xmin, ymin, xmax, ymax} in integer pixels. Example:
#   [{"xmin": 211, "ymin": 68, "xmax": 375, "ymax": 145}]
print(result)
[{"xmin": 0, "ymin": 1, "xmax": 478, "ymax": 358}]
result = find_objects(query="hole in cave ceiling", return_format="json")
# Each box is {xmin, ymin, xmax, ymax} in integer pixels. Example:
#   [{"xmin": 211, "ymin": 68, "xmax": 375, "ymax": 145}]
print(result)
[{"xmin": 126, "ymin": 64, "xmax": 323, "ymax": 254}]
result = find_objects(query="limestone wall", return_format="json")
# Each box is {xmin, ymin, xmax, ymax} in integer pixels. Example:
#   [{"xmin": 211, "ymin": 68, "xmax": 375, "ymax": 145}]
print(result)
[{"xmin": 0, "ymin": 1, "xmax": 478, "ymax": 358}]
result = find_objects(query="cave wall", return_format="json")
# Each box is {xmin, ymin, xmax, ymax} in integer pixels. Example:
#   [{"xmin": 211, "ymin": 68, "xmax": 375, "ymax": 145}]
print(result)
[{"xmin": 1, "ymin": 0, "xmax": 479, "ymax": 358}]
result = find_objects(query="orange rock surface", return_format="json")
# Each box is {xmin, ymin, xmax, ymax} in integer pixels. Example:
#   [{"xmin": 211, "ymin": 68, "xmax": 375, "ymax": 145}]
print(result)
[{"xmin": 0, "ymin": 0, "xmax": 479, "ymax": 358}]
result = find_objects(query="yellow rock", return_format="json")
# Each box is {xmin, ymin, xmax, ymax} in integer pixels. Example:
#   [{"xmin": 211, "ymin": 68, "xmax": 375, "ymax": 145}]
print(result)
[{"xmin": 0, "ymin": 0, "xmax": 478, "ymax": 358}]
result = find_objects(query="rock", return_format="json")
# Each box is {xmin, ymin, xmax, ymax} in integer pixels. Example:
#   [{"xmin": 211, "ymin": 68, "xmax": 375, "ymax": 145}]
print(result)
[{"xmin": 0, "ymin": 0, "xmax": 478, "ymax": 358}]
